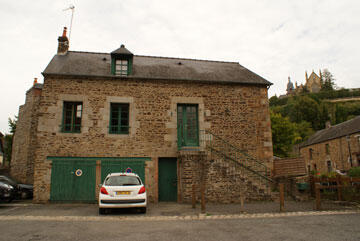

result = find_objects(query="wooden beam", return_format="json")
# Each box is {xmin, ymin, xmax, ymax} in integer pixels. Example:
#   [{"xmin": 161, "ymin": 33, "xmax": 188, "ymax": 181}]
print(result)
[{"xmin": 279, "ymin": 183, "xmax": 285, "ymax": 212}]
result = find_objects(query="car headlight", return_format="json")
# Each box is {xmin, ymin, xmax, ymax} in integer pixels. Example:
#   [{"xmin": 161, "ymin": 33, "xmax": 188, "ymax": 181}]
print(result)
[{"xmin": 3, "ymin": 184, "xmax": 14, "ymax": 190}]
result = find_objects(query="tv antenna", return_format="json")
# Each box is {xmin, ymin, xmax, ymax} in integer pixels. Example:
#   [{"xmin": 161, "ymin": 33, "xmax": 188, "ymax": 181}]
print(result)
[{"xmin": 63, "ymin": 4, "xmax": 75, "ymax": 41}]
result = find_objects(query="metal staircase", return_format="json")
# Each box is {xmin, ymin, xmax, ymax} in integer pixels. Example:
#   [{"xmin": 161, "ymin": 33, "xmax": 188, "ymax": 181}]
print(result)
[{"xmin": 200, "ymin": 130, "xmax": 274, "ymax": 196}]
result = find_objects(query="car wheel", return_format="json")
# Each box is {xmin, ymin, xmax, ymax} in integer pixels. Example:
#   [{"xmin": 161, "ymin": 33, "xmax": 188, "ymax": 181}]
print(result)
[
  {"xmin": 99, "ymin": 208, "xmax": 106, "ymax": 215},
  {"xmin": 21, "ymin": 191, "xmax": 28, "ymax": 199},
  {"xmin": 140, "ymin": 207, "xmax": 146, "ymax": 214}
]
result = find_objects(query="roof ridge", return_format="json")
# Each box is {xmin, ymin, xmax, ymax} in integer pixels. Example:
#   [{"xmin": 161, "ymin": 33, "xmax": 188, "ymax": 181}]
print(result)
[
  {"xmin": 67, "ymin": 51, "xmax": 239, "ymax": 64},
  {"xmin": 328, "ymin": 115, "xmax": 360, "ymax": 129},
  {"xmin": 135, "ymin": 54, "xmax": 239, "ymax": 64},
  {"xmin": 68, "ymin": 50, "xmax": 109, "ymax": 55}
]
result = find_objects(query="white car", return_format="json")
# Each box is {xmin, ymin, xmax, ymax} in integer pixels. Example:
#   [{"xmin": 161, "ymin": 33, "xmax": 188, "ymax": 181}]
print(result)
[{"xmin": 99, "ymin": 173, "xmax": 147, "ymax": 214}]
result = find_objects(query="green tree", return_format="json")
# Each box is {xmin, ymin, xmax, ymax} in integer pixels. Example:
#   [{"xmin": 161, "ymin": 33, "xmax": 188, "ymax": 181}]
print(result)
[
  {"xmin": 294, "ymin": 121, "xmax": 314, "ymax": 144},
  {"xmin": 8, "ymin": 117, "xmax": 17, "ymax": 134},
  {"xmin": 4, "ymin": 116, "xmax": 17, "ymax": 164},
  {"xmin": 288, "ymin": 96, "xmax": 322, "ymax": 130},
  {"xmin": 271, "ymin": 111, "xmax": 298, "ymax": 157},
  {"xmin": 321, "ymin": 69, "xmax": 335, "ymax": 91}
]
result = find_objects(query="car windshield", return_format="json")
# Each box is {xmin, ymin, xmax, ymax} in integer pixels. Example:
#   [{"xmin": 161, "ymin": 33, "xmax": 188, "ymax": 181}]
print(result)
[
  {"xmin": 105, "ymin": 176, "xmax": 141, "ymax": 186},
  {"xmin": 0, "ymin": 176, "xmax": 17, "ymax": 186}
]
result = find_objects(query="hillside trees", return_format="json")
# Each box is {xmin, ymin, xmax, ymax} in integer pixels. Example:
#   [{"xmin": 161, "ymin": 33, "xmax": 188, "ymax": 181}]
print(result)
[{"xmin": 270, "ymin": 86, "xmax": 360, "ymax": 157}]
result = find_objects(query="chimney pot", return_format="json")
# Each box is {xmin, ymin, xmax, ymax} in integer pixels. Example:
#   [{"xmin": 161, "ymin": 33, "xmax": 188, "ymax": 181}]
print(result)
[
  {"xmin": 33, "ymin": 78, "xmax": 38, "ymax": 85},
  {"xmin": 326, "ymin": 121, "xmax": 331, "ymax": 129},
  {"xmin": 62, "ymin": 27, "xmax": 67, "ymax": 37},
  {"xmin": 57, "ymin": 27, "xmax": 69, "ymax": 55}
]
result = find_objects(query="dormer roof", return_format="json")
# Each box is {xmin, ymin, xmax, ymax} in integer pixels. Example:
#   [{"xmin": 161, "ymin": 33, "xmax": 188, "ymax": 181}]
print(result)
[{"xmin": 111, "ymin": 45, "xmax": 133, "ymax": 56}]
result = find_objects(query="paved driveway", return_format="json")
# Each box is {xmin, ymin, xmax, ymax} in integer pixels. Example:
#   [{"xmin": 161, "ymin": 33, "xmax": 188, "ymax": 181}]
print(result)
[
  {"xmin": 0, "ymin": 211, "xmax": 359, "ymax": 241},
  {"xmin": 0, "ymin": 200, "xmax": 358, "ymax": 217}
]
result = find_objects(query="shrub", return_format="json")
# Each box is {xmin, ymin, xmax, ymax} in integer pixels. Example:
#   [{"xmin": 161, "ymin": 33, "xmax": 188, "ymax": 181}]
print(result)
[{"xmin": 348, "ymin": 167, "xmax": 360, "ymax": 177}]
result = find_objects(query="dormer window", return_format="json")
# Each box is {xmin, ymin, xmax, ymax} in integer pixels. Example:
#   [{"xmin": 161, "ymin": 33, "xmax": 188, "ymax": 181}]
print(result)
[
  {"xmin": 111, "ymin": 44, "xmax": 133, "ymax": 76},
  {"xmin": 115, "ymin": 59, "xmax": 128, "ymax": 76}
]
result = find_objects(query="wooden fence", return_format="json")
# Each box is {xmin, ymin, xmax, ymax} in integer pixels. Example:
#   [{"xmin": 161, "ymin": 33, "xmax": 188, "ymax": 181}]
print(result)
[{"xmin": 309, "ymin": 175, "xmax": 360, "ymax": 210}]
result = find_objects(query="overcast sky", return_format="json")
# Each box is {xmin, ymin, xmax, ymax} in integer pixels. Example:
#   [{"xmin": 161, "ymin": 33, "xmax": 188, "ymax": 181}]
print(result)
[{"xmin": 1, "ymin": 0, "xmax": 359, "ymax": 134}]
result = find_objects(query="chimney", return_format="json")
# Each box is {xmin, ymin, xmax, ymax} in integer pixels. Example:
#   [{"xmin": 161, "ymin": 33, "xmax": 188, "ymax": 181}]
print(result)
[
  {"xmin": 33, "ymin": 78, "xmax": 38, "ymax": 85},
  {"xmin": 326, "ymin": 121, "xmax": 331, "ymax": 129},
  {"xmin": 57, "ymin": 27, "xmax": 69, "ymax": 55}
]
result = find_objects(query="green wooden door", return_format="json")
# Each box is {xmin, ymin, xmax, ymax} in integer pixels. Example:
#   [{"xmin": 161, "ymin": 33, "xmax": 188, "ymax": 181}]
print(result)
[
  {"xmin": 177, "ymin": 104, "xmax": 199, "ymax": 148},
  {"xmin": 50, "ymin": 159, "xmax": 96, "ymax": 201},
  {"xmin": 158, "ymin": 158, "xmax": 177, "ymax": 202},
  {"xmin": 101, "ymin": 160, "xmax": 145, "ymax": 183}
]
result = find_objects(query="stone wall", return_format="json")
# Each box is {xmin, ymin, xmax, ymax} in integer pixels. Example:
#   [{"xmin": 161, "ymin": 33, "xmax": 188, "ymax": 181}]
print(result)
[
  {"xmin": 32, "ymin": 76, "xmax": 273, "ymax": 203},
  {"xmin": 11, "ymin": 86, "xmax": 42, "ymax": 184},
  {"xmin": 178, "ymin": 150, "xmax": 271, "ymax": 203},
  {"xmin": 300, "ymin": 133, "xmax": 360, "ymax": 173}
]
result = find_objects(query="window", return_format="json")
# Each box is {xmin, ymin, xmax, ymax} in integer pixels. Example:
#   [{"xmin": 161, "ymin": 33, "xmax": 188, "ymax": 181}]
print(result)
[
  {"xmin": 309, "ymin": 148, "xmax": 313, "ymax": 160},
  {"xmin": 109, "ymin": 103, "xmax": 129, "ymax": 134},
  {"xmin": 313, "ymin": 163, "xmax": 317, "ymax": 171},
  {"xmin": 115, "ymin": 59, "xmax": 128, "ymax": 76},
  {"xmin": 327, "ymin": 161, "xmax": 332, "ymax": 173},
  {"xmin": 325, "ymin": 144, "xmax": 330, "ymax": 155},
  {"xmin": 62, "ymin": 102, "xmax": 82, "ymax": 133}
]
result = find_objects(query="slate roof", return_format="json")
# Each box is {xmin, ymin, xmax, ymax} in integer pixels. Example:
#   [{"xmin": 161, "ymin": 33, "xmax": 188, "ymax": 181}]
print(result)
[
  {"xmin": 43, "ymin": 51, "xmax": 272, "ymax": 85},
  {"xmin": 300, "ymin": 116, "xmax": 360, "ymax": 148}
]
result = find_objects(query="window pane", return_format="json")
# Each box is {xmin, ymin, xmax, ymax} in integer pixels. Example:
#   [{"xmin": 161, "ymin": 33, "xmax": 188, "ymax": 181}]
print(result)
[
  {"xmin": 110, "ymin": 103, "xmax": 129, "ymax": 134},
  {"xmin": 62, "ymin": 102, "xmax": 82, "ymax": 133}
]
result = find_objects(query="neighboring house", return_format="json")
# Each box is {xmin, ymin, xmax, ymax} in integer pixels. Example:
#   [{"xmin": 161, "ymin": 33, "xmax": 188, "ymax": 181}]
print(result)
[
  {"xmin": 10, "ymin": 82, "xmax": 42, "ymax": 184},
  {"xmin": 299, "ymin": 116, "xmax": 360, "ymax": 174},
  {"xmin": 11, "ymin": 27, "xmax": 274, "ymax": 203}
]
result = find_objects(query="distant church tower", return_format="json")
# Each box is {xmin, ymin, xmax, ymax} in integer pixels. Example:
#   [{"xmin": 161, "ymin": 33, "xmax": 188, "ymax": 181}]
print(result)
[
  {"xmin": 305, "ymin": 70, "xmax": 322, "ymax": 93},
  {"xmin": 285, "ymin": 70, "xmax": 323, "ymax": 96},
  {"xmin": 286, "ymin": 76, "xmax": 294, "ymax": 95}
]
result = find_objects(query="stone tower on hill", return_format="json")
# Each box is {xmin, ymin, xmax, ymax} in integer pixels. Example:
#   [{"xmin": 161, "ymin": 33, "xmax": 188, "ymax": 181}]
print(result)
[{"xmin": 286, "ymin": 70, "xmax": 322, "ymax": 96}]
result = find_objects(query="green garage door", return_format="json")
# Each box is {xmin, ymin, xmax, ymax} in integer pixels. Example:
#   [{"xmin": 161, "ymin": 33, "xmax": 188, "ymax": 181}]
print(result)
[
  {"xmin": 158, "ymin": 158, "xmax": 177, "ymax": 202},
  {"xmin": 50, "ymin": 159, "xmax": 96, "ymax": 202},
  {"xmin": 101, "ymin": 160, "xmax": 145, "ymax": 184}
]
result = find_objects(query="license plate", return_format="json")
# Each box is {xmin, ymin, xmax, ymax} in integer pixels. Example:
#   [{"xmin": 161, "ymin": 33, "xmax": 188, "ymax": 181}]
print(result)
[{"xmin": 116, "ymin": 191, "xmax": 130, "ymax": 195}]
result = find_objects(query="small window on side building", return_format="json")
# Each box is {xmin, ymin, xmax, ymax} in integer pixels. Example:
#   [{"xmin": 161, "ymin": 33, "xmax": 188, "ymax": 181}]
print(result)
[
  {"xmin": 309, "ymin": 148, "xmax": 313, "ymax": 160},
  {"xmin": 325, "ymin": 144, "xmax": 330, "ymax": 154},
  {"xmin": 62, "ymin": 102, "xmax": 82, "ymax": 133},
  {"xmin": 327, "ymin": 160, "xmax": 332, "ymax": 173},
  {"xmin": 109, "ymin": 103, "xmax": 129, "ymax": 134}
]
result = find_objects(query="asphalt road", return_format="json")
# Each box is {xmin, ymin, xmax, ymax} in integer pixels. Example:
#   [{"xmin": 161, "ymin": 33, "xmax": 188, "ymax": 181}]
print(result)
[{"xmin": 1, "ymin": 213, "xmax": 359, "ymax": 241}]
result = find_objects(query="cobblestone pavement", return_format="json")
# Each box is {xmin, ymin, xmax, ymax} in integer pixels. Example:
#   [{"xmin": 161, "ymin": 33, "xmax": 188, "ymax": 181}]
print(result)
[
  {"xmin": 0, "ymin": 199, "xmax": 359, "ymax": 221},
  {"xmin": 1, "ymin": 209, "xmax": 359, "ymax": 222}
]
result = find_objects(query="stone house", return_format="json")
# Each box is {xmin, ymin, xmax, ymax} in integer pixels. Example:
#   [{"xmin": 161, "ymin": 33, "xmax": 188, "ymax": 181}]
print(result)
[
  {"xmin": 299, "ymin": 116, "xmax": 360, "ymax": 174},
  {"xmin": 10, "ymin": 82, "xmax": 42, "ymax": 183},
  {"xmin": 11, "ymin": 28, "xmax": 274, "ymax": 203}
]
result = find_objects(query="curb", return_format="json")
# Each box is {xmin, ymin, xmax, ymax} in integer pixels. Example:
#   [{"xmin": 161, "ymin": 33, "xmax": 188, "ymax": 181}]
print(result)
[{"xmin": 1, "ymin": 210, "xmax": 359, "ymax": 222}]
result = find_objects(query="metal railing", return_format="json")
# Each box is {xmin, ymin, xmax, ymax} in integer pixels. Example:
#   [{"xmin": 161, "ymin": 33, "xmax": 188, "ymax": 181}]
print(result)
[{"xmin": 199, "ymin": 130, "xmax": 273, "ymax": 191}]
